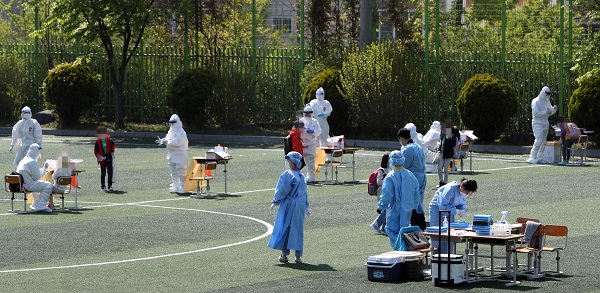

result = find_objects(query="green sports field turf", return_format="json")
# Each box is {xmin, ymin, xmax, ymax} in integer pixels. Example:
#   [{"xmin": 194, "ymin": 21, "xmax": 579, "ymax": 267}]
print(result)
[{"xmin": 0, "ymin": 135, "xmax": 599, "ymax": 292}]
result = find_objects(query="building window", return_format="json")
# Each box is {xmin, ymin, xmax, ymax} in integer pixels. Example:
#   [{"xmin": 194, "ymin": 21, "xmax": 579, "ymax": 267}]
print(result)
[{"xmin": 273, "ymin": 18, "xmax": 292, "ymax": 33}]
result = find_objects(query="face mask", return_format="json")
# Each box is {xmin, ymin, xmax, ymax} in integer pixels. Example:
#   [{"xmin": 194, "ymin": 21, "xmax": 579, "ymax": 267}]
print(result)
[
  {"xmin": 445, "ymin": 128, "xmax": 452, "ymax": 138},
  {"xmin": 284, "ymin": 160, "xmax": 290, "ymax": 170},
  {"xmin": 460, "ymin": 192, "xmax": 469, "ymax": 199},
  {"xmin": 23, "ymin": 113, "xmax": 32, "ymax": 119}
]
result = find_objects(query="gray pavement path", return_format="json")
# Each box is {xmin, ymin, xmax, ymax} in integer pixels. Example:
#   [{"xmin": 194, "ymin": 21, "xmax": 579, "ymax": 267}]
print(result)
[{"xmin": 1, "ymin": 127, "xmax": 598, "ymax": 158}]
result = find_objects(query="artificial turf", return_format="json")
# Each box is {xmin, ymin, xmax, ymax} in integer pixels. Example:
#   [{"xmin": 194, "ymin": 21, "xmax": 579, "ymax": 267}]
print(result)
[{"xmin": 0, "ymin": 134, "xmax": 598, "ymax": 292}]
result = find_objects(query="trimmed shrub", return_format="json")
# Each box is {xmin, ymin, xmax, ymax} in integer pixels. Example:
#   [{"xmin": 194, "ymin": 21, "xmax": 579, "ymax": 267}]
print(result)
[
  {"xmin": 209, "ymin": 70, "xmax": 254, "ymax": 127},
  {"xmin": 0, "ymin": 53, "xmax": 25, "ymax": 123},
  {"xmin": 303, "ymin": 68, "xmax": 350, "ymax": 135},
  {"xmin": 42, "ymin": 59, "xmax": 101, "ymax": 126},
  {"xmin": 456, "ymin": 73, "xmax": 517, "ymax": 142},
  {"xmin": 340, "ymin": 43, "xmax": 423, "ymax": 137},
  {"xmin": 167, "ymin": 67, "xmax": 215, "ymax": 128},
  {"xmin": 569, "ymin": 68, "xmax": 600, "ymax": 140}
]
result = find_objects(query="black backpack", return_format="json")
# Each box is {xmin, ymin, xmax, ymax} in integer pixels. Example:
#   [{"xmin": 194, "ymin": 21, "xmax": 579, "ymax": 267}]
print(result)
[{"xmin": 8, "ymin": 172, "xmax": 23, "ymax": 192}]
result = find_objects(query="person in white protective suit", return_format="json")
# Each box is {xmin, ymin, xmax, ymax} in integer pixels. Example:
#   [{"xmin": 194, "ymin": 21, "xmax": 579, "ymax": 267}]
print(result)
[
  {"xmin": 422, "ymin": 121, "xmax": 441, "ymax": 172},
  {"xmin": 157, "ymin": 114, "xmax": 189, "ymax": 193},
  {"xmin": 10, "ymin": 106, "xmax": 43, "ymax": 170},
  {"xmin": 16, "ymin": 143, "xmax": 53, "ymax": 212},
  {"xmin": 404, "ymin": 123, "xmax": 425, "ymax": 153},
  {"xmin": 309, "ymin": 87, "xmax": 333, "ymax": 147},
  {"xmin": 299, "ymin": 104, "xmax": 322, "ymax": 183},
  {"xmin": 527, "ymin": 86, "xmax": 558, "ymax": 164}
]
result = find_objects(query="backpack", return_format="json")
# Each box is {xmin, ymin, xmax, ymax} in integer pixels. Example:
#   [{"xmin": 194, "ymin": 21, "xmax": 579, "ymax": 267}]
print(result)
[
  {"xmin": 8, "ymin": 172, "xmax": 23, "ymax": 192},
  {"xmin": 367, "ymin": 168, "xmax": 382, "ymax": 196},
  {"xmin": 567, "ymin": 123, "xmax": 581, "ymax": 138},
  {"xmin": 284, "ymin": 135, "xmax": 293, "ymax": 155}
]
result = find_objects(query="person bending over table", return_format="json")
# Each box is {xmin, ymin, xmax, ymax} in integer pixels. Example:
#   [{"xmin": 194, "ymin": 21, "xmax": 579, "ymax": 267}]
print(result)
[{"xmin": 429, "ymin": 178, "xmax": 478, "ymax": 253}]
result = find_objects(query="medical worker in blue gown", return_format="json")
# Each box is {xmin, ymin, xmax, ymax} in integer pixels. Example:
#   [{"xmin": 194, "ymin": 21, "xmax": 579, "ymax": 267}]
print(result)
[
  {"xmin": 429, "ymin": 178, "xmax": 477, "ymax": 253},
  {"xmin": 268, "ymin": 151, "xmax": 310, "ymax": 264},
  {"xmin": 398, "ymin": 128, "xmax": 427, "ymax": 231},
  {"xmin": 377, "ymin": 150, "xmax": 419, "ymax": 249}
]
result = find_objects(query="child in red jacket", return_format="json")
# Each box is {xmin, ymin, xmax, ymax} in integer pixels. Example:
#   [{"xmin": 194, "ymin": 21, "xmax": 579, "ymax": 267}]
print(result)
[{"xmin": 94, "ymin": 126, "xmax": 116, "ymax": 192}]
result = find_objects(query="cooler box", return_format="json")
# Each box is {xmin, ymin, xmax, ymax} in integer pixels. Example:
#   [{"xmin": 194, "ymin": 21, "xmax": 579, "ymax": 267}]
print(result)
[
  {"xmin": 431, "ymin": 254, "xmax": 464, "ymax": 284},
  {"xmin": 366, "ymin": 251, "xmax": 423, "ymax": 282}
]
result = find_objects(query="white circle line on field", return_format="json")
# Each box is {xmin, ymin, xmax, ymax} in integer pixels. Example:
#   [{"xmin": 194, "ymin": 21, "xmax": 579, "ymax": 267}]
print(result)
[{"xmin": 0, "ymin": 205, "xmax": 273, "ymax": 274}]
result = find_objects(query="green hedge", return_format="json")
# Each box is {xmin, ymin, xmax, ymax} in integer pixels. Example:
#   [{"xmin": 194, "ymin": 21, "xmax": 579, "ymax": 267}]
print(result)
[
  {"xmin": 42, "ymin": 59, "xmax": 101, "ymax": 126},
  {"xmin": 569, "ymin": 68, "xmax": 600, "ymax": 140},
  {"xmin": 456, "ymin": 73, "xmax": 517, "ymax": 142}
]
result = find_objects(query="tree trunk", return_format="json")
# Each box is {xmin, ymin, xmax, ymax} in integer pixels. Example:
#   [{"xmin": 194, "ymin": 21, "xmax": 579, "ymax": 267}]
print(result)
[{"xmin": 114, "ymin": 81, "xmax": 125, "ymax": 128}]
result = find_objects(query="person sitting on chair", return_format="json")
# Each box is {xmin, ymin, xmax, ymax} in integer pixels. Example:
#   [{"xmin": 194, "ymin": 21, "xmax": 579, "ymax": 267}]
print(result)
[{"xmin": 16, "ymin": 143, "xmax": 53, "ymax": 212}]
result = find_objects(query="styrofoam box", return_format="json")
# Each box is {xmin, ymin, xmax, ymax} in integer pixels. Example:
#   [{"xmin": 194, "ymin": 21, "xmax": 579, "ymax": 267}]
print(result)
[{"xmin": 431, "ymin": 254, "xmax": 465, "ymax": 284}]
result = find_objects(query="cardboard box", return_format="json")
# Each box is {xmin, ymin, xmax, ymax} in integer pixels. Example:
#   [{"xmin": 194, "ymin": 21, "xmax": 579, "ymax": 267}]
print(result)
[
  {"xmin": 205, "ymin": 151, "xmax": 230, "ymax": 160},
  {"xmin": 542, "ymin": 141, "xmax": 560, "ymax": 163}
]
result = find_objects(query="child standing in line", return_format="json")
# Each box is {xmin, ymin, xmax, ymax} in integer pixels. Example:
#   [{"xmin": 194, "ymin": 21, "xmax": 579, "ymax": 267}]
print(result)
[
  {"xmin": 94, "ymin": 126, "xmax": 115, "ymax": 192},
  {"xmin": 268, "ymin": 151, "xmax": 310, "ymax": 264},
  {"xmin": 370, "ymin": 153, "xmax": 390, "ymax": 234}
]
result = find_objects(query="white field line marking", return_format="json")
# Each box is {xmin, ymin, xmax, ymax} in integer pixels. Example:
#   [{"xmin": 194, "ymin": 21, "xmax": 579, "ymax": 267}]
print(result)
[
  {"xmin": 425, "ymin": 164, "xmax": 546, "ymax": 176},
  {"xmin": 0, "ymin": 204, "xmax": 273, "ymax": 273}
]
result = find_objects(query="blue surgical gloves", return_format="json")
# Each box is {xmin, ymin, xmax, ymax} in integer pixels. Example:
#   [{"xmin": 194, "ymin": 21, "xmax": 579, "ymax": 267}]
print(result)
[
  {"xmin": 306, "ymin": 129, "xmax": 314, "ymax": 134},
  {"xmin": 270, "ymin": 203, "xmax": 276, "ymax": 210},
  {"xmin": 317, "ymin": 112, "xmax": 325, "ymax": 117},
  {"xmin": 9, "ymin": 145, "xmax": 13, "ymax": 153},
  {"xmin": 457, "ymin": 209, "xmax": 467, "ymax": 218},
  {"xmin": 306, "ymin": 209, "xmax": 311, "ymax": 217}
]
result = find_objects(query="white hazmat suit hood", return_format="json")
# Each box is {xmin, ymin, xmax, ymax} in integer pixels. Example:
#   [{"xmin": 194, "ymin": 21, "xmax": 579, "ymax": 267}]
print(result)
[
  {"xmin": 316, "ymin": 87, "xmax": 325, "ymax": 101},
  {"xmin": 21, "ymin": 106, "xmax": 32, "ymax": 120}
]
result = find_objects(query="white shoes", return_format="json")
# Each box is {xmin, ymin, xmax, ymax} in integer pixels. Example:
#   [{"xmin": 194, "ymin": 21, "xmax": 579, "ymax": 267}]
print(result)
[
  {"xmin": 30, "ymin": 204, "xmax": 52, "ymax": 213},
  {"xmin": 526, "ymin": 158, "xmax": 538, "ymax": 164}
]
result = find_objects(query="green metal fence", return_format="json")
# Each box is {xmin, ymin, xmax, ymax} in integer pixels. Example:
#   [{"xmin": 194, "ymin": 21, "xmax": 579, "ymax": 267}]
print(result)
[
  {"xmin": 422, "ymin": 0, "xmax": 586, "ymax": 131},
  {"xmin": 0, "ymin": 43, "xmax": 306, "ymax": 124}
]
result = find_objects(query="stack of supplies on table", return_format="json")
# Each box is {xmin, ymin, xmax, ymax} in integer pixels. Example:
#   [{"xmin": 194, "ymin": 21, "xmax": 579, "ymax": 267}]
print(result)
[
  {"xmin": 472, "ymin": 214, "xmax": 493, "ymax": 235},
  {"xmin": 449, "ymin": 222, "xmax": 470, "ymax": 229},
  {"xmin": 426, "ymin": 226, "xmax": 448, "ymax": 233}
]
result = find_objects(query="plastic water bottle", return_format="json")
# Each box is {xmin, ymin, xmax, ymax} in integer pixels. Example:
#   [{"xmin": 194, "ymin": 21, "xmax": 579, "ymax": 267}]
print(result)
[
  {"xmin": 500, "ymin": 211, "xmax": 508, "ymax": 224},
  {"xmin": 443, "ymin": 216, "xmax": 449, "ymax": 229}
]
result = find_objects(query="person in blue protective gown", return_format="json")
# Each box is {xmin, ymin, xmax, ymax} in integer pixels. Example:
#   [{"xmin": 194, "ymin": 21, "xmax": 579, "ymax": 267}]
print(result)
[
  {"xmin": 377, "ymin": 150, "xmax": 419, "ymax": 249},
  {"xmin": 268, "ymin": 151, "xmax": 310, "ymax": 264},
  {"xmin": 398, "ymin": 128, "xmax": 427, "ymax": 231},
  {"xmin": 429, "ymin": 178, "xmax": 477, "ymax": 253}
]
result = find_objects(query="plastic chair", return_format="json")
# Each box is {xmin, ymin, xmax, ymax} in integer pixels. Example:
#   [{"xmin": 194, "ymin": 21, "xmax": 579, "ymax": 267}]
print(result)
[
  {"xmin": 542, "ymin": 225, "xmax": 568, "ymax": 276},
  {"xmin": 191, "ymin": 162, "xmax": 217, "ymax": 197},
  {"xmin": 4, "ymin": 174, "xmax": 29, "ymax": 213},
  {"xmin": 318, "ymin": 149, "xmax": 344, "ymax": 184},
  {"xmin": 53, "ymin": 176, "xmax": 72, "ymax": 211},
  {"xmin": 568, "ymin": 135, "xmax": 588, "ymax": 164}
]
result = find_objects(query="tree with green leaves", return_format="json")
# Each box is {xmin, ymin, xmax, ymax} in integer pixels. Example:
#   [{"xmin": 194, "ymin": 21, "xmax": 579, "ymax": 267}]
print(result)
[{"xmin": 46, "ymin": 0, "xmax": 156, "ymax": 127}]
